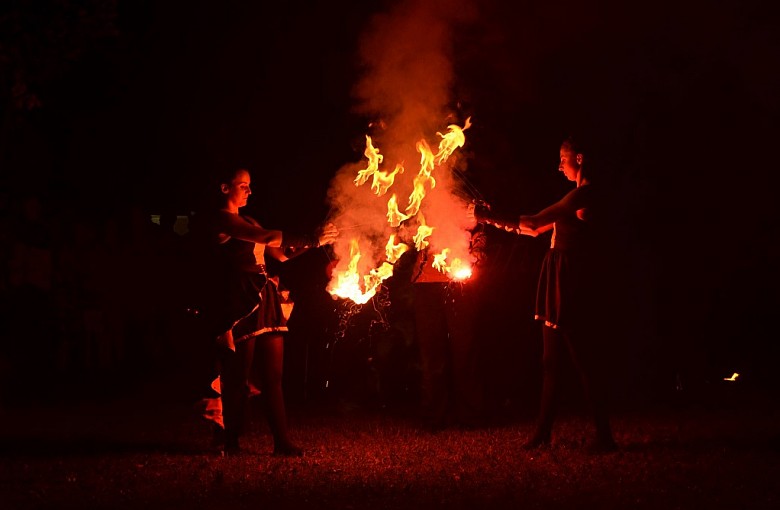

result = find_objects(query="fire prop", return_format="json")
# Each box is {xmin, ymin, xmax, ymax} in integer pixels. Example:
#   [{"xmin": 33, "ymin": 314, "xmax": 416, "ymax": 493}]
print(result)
[{"xmin": 327, "ymin": 117, "xmax": 476, "ymax": 305}]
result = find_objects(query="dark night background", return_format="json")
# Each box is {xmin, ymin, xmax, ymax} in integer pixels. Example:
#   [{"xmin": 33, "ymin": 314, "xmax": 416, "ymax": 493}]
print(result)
[{"xmin": 1, "ymin": 0, "xmax": 779, "ymax": 411}]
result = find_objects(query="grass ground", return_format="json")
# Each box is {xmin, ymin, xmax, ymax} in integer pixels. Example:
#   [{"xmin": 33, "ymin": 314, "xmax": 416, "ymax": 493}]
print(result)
[{"xmin": 1, "ymin": 373, "xmax": 779, "ymax": 510}]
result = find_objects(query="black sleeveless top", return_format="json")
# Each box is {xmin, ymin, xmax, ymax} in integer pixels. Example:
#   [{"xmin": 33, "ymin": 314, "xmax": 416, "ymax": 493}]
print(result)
[
  {"xmin": 194, "ymin": 211, "xmax": 268, "ymax": 338},
  {"xmin": 550, "ymin": 184, "xmax": 601, "ymax": 253}
]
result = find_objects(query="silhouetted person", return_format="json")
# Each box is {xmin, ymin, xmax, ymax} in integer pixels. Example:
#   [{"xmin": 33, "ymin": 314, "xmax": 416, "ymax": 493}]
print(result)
[
  {"xmin": 499, "ymin": 136, "xmax": 618, "ymax": 452},
  {"xmin": 193, "ymin": 167, "xmax": 337, "ymax": 456}
]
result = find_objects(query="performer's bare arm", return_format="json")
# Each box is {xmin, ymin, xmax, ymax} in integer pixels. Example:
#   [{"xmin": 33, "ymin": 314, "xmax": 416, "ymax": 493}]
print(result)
[
  {"xmin": 520, "ymin": 185, "xmax": 591, "ymax": 233},
  {"xmin": 216, "ymin": 210, "xmax": 283, "ymax": 246}
]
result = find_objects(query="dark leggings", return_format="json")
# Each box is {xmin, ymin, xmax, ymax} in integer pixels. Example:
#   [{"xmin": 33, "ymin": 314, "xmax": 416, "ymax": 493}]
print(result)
[
  {"xmin": 534, "ymin": 324, "xmax": 612, "ymax": 440},
  {"xmin": 219, "ymin": 333, "xmax": 293, "ymax": 448}
]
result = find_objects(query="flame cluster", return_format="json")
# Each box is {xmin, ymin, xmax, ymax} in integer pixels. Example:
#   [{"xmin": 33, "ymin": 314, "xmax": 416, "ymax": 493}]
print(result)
[{"xmin": 327, "ymin": 118, "xmax": 475, "ymax": 304}]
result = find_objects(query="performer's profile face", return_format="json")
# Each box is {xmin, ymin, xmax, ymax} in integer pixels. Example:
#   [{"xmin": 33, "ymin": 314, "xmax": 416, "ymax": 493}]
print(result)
[
  {"xmin": 558, "ymin": 146, "xmax": 581, "ymax": 182},
  {"xmin": 226, "ymin": 169, "xmax": 252, "ymax": 208}
]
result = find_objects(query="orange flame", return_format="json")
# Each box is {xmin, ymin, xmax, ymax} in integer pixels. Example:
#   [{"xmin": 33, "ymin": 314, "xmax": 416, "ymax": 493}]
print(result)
[
  {"xmin": 385, "ymin": 234, "xmax": 410, "ymax": 263},
  {"xmin": 406, "ymin": 174, "xmax": 427, "ymax": 217},
  {"xmin": 327, "ymin": 239, "xmax": 395, "ymax": 305},
  {"xmin": 413, "ymin": 221, "xmax": 434, "ymax": 251},
  {"xmin": 405, "ymin": 140, "xmax": 436, "ymax": 217},
  {"xmin": 327, "ymin": 239, "xmax": 363, "ymax": 300},
  {"xmin": 371, "ymin": 162, "xmax": 404, "ymax": 196},
  {"xmin": 387, "ymin": 194, "xmax": 410, "ymax": 227},
  {"xmin": 431, "ymin": 249, "xmax": 449, "ymax": 272},
  {"xmin": 431, "ymin": 249, "xmax": 473, "ymax": 281},
  {"xmin": 416, "ymin": 139, "xmax": 437, "ymax": 182},
  {"xmin": 435, "ymin": 116, "xmax": 471, "ymax": 164},
  {"xmin": 329, "ymin": 118, "xmax": 475, "ymax": 304},
  {"xmin": 354, "ymin": 136, "xmax": 383, "ymax": 186},
  {"xmin": 448, "ymin": 258, "xmax": 473, "ymax": 280}
]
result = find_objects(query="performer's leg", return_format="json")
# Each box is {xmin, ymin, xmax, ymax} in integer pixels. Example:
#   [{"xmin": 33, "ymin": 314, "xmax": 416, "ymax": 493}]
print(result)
[
  {"xmin": 567, "ymin": 328, "xmax": 616, "ymax": 451},
  {"xmin": 526, "ymin": 325, "xmax": 562, "ymax": 447},
  {"xmin": 219, "ymin": 334, "xmax": 254, "ymax": 453},
  {"xmin": 259, "ymin": 333, "xmax": 302, "ymax": 456}
]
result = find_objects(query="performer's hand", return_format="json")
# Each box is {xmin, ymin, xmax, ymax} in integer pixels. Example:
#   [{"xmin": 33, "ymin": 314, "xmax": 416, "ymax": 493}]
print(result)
[
  {"xmin": 519, "ymin": 215, "xmax": 537, "ymax": 231},
  {"xmin": 317, "ymin": 222, "xmax": 339, "ymax": 246},
  {"xmin": 518, "ymin": 226, "xmax": 539, "ymax": 237},
  {"xmin": 216, "ymin": 331, "xmax": 235, "ymax": 352},
  {"xmin": 466, "ymin": 203, "xmax": 476, "ymax": 223},
  {"xmin": 472, "ymin": 200, "xmax": 492, "ymax": 223}
]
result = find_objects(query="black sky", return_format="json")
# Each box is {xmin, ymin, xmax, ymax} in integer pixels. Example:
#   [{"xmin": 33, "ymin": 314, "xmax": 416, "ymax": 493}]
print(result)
[{"xmin": 4, "ymin": 0, "xmax": 777, "ymax": 220}]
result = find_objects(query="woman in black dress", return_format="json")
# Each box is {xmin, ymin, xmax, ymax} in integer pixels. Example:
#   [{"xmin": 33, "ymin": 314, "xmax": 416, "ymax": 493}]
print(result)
[
  {"xmin": 198, "ymin": 167, "xmax": 337, "ymax": 456},
  {"xmin": 518, "ymin": 136, "xmax": 617, "ymax": 452}
]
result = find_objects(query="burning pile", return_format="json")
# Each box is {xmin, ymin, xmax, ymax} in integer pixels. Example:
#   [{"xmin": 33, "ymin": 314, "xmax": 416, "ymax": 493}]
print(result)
[{"xmin": 326, "ymin": 117, "xmax": 476, "ymax": 304}]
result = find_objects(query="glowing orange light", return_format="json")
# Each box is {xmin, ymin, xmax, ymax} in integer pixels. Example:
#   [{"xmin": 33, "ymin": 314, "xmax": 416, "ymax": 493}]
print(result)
[
  {"xmin": 387, "ymin": 194, "xmax": 411, "ymax": 227},
  {"xmin": 431, "ymin": 250, "xmax": 473, "ymax": 281},
  {"xmin": 435, "ymin": 116, "xmax": 471, "ymax": 164},
  {"xmin": 416, "ymin": 139, "xmax": 436, "ymax": 182},
  {"xmin": 413, "ymin": 220, "xmax": 434, "ymax": 251},
  {"xmin": 385, "ymin": 234, "xmax": 410, "ymax": 263},
  {"xmin": 327, "ymin": 239, "xmax": 378, "ymax": 304},
  {"xmin": 431, "ymin": 249, "xmax": 449, "ymax": 272},
  {"xmin": 405, "ymin": 140, "xmax": 436, "ymax": 217},
  {"xmin": 371, "ymin": 163, "xmax": 404, "ymax": 196},
  {"xmin": 328, "ymin": 118, "xmax": 476, "ymax": 304},
  {"xmin": 354, "ymin": 136, "xmax": 383, "ymax": 186},
  {"xmin": 449, "ymin": 258, "xmax": 473, "ymax": 280}
]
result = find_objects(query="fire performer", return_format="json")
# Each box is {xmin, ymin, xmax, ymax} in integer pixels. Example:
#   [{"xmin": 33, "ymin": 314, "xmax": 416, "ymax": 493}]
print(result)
[
  {"xmin": 515, "ymin": 136, "xmax": 618, "ymax": 452},
  {"xmin": 194, "ymin": 167, "xmax": 338, "ymax": 456}
]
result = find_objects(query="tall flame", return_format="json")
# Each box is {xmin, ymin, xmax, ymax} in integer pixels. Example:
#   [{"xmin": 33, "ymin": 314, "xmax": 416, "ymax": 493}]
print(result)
[
  {"xmin": 405, "ymin": 140, "xmax": 436, "ymax": 217},
  {"xmin": 371, "ymin": 163, "xmax": 404, "ymax": 196},
  {"xmin": 327, "ymin": 238, "xmax": 392, "ymax": 305},
  {"xmin": 354, "ymin": 136, "xmax": 383, "ymax": 186},
  {"xmin": 413, "ymin": 218, "xmax": 434, "ymax": 251},
  {"xmin": 387, "ymin": 194, "xmax": 410, "ymax": 227},
  {"xmin": 435, "ymin": 116, "xmax": 471, "ymax": 164},
  {"xmin": 386, "ymin": 234, "xmax": 410, "ymax": 263}
]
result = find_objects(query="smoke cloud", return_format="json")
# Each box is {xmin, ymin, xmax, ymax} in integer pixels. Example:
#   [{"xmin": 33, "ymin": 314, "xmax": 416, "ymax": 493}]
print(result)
[{"xmin": 325, "ymin": 0, "xmax": 480, "ymax": 299}]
